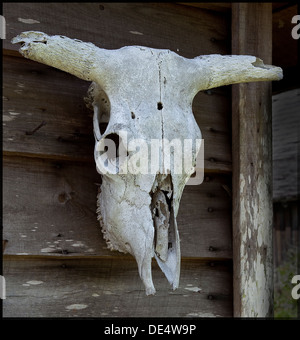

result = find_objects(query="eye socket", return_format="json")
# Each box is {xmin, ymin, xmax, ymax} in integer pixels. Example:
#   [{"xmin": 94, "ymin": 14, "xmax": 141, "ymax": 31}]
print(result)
[
  {"xmin": 95, "ymin": 133, "xmax": 128, "ymax": 175},
  {"xmin": 104, "ymin": 133, "xmax": 121, "ymax": 162}
]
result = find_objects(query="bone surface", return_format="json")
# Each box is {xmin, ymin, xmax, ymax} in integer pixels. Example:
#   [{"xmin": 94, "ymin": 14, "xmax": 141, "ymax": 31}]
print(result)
[{"xmin": 12, "ymin": 31, "xmax": 283, "ymax": 295}]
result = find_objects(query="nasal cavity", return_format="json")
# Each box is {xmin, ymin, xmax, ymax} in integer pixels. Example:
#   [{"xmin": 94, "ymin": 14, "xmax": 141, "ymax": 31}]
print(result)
[{"xmin": 157, "ymin": 102, "xmax": 163, "ymax": 110}]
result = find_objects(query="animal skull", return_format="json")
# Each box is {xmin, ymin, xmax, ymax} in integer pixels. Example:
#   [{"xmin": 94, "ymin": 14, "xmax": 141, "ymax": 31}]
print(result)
[{"xmin": 12, "ymin": 31, "xmax": 282, "ymax": 295}]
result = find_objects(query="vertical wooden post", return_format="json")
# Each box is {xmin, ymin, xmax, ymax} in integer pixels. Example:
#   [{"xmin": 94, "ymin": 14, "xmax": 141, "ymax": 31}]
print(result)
[{"xmin": 232, "ymin": 3, "xmax": 274, "ymax": 317}]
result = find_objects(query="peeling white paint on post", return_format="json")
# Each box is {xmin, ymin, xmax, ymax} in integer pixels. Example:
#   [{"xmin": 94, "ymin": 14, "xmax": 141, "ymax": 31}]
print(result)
[{"xmin": 232, "ymin": 3, "xmax": 275, "ymax": 317}]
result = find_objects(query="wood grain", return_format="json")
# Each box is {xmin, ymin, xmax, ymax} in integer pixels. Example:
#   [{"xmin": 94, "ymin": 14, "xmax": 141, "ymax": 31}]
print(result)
[
  {"xmin": 3, "ymin": 55, "xmax": 94, "ymax": 162},
  {"xmin": 272, "ymin": 89, "xmax": 299, "ymax": 201},
  {"xmin": 3, "ymin": 257, "xmax": 233, "ymax": 317},
  {"xmin": 3, "ymin": 156, "xmax": 232, "ymax": 259}
]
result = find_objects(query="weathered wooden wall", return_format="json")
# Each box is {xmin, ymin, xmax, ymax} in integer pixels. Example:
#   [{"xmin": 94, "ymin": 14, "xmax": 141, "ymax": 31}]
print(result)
[{"xmin": 3, "ymin": 2, "xmax": 233, "ymax": 317}]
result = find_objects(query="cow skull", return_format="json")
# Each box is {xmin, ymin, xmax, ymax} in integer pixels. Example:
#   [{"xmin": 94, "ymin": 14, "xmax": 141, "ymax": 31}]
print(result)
[{"xmin": 12, "ymin": 31, "xmax": 282, "ymax": 295}]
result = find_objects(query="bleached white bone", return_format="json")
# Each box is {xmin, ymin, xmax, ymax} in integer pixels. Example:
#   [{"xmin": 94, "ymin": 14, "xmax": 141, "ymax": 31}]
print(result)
[{"xmin": 12, "ymin": 31, "xmax": 283, "ymax": 295}]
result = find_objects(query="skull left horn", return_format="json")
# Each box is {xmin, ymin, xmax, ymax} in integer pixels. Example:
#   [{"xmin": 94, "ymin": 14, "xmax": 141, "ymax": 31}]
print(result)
[{"xmin": 12, "ymin": 31, "xmax": 283, "ymax": 295}]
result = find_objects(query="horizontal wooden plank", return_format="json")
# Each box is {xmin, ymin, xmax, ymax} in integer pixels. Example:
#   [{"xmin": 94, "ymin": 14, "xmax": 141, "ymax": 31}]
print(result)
[
  {"xmin": 3, "ymin": 257, "xmax": 233, "ymax": 317},
  {"xmin": 3, "ymin": 55, "xmax": 232, "ymax": 172},
  {"xmin": 179, "ymin": 2, "xmax": 291, "ymax": 14},
  {"xmin": 194, "ymin": 88, "xmax": 232, "ymax": 172},
  {"xmin": 3, "ymin": 55, "xmax": 95, "ymax": 162},
  {"xmin": 3, "ymin": 3, "xmax": 230, "ymax": 57},
  {"xmin": 3, "ymin": 156, "xmax": 232, "ymax": 259}
]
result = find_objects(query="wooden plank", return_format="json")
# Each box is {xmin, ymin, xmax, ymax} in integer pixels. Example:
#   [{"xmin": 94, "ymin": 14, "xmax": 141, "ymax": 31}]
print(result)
[
  {"xmin": 3, "ymin": 156, "xmax": 232, "ymax": 259},
  {"xmin": 232, "ymin": 3, "xmax": 274, "ymax": 317},
  {"xmin": 272, "ymin": 89, "xmax": 299, "ymax": 201},
  {"xmin": 179, "ymin": 173, "xmax": 232, "ymax": 259},
  {"xmin": 3, "ymin": 257, "xmax": 233, "ymax": 317},
  {"xmin": 193, "ymin": 88, "xmax": 232, "ymax": 173},
  {"xmin": 3, "ymin": 55, "xmax": 94, "ymax": 162},
  {"xmin": 3, "ymin": 3, "xmax": 230, "ymax": 57},
  {"xmin": 3, "ymin": 156, "xmax": 104, "ymax": 256},
  {"xmin": 3, "ymin": 55, "xmax": 232, "ymax": 172}
]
